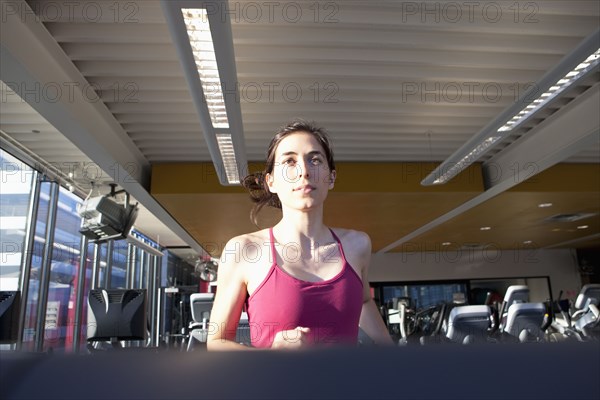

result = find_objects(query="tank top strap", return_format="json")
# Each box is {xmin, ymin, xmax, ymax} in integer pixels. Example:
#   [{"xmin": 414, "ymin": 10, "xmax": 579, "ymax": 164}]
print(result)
[
  {"xmin": 268, "ymin": 227, "xmax": 277, "ymax": 264},
  {"xmin": 328, "ymin": 228, "xmax": 347, "ymax": 265}
]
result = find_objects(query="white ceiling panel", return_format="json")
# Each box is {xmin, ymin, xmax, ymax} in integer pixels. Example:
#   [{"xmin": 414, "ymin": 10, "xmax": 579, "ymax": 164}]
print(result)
[{"xmin": 1, "ymin": 0, "xmax": 598, "ymax": 255}]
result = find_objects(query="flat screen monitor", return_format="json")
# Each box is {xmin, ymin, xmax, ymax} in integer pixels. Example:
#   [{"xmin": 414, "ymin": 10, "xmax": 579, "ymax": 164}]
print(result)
[
  {"xmin": 0, "ymin": 291, "xmax": 20, "ymax": 344},
  {"xmin": 87, "ymin": 289, "xmax": 147, "ymax": 344}
]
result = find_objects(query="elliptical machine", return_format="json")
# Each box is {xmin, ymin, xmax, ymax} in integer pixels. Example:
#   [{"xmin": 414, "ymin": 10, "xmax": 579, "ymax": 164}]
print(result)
[
  {"xmin": 418, "ymin": 293, "xmax": 494, "ymax": 345},
  {"xmin": 546, "ymin": 290, "xmax": 583, "ymax": 342},
  {"xmin": 571, "ymin": 284, "xmax": 600, "ymax": 339},
  {"xmin": 546, "ymin": 285, "xmax": 600, "ymax": 342},
  {"xmin": 494, "ymin": 285, "xmax": 546, "ymax": 343}
]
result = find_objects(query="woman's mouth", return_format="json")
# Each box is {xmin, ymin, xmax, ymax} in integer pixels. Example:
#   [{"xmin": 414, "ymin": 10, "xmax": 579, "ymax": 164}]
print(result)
[{"xmin": 294, "ymin": 185, "xmax": 316, "ymax": 193}]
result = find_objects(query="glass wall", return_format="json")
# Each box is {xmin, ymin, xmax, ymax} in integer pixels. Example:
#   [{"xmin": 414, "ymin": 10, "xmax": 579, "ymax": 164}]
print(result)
[
  {"xmin": 160, "ymin": 251, "xmax": 200, "ymax": 349},
  {"xmin": 0, "ymin": 150, "xmax": 34, "ymax": 291},
  {"xmin": 110, "ymin": 240, "xmax": 128, "ymax": 289},
  {"xmin": 12, "ymin": 177, "xmax": 86, "ymax": 353},
  {"xmin": 0, "ymin": 148, "xmax": 193, "ymax": 353}
]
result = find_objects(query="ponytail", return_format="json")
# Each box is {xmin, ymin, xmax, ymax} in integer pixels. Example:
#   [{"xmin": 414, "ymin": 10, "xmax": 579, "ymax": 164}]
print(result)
[{"xmin": 242, "ymin": 171, "xmax": 281, "ymax": 227}]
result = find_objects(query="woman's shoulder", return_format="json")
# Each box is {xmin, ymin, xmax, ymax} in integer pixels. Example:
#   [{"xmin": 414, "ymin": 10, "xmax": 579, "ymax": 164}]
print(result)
[
  {"xmin": 329, "ymin": 227, "xmax": 371, "ymax": 252},
  {"xmin": 220, "ymin": 228, "xmax": 271, "ymax": 260},
  {"xmin": 329, "ymin": 228, "xmax": 371, "ymax": 275}
]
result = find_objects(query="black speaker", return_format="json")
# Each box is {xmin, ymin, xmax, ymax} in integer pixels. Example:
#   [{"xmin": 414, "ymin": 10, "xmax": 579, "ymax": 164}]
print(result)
[
  {"xmin": 577, "ymin": 248, "xmax": 600, "ymax": 284},
  {"xmin": 0, "ymin": 291, "xmax": 21, "ymax": 344}
]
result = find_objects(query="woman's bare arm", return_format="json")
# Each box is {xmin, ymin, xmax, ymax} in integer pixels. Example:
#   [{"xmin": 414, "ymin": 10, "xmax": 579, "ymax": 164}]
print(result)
[
  {"xmin": 356, "ymin": 233, "xmax": 394, "ymax": 345},
  {"xmin": 206, "ymin": 237, "xmax": 254, "ymax": 350}
]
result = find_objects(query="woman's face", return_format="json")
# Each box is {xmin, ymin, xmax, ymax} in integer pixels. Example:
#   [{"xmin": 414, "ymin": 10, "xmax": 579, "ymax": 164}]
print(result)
[{"xmin": 266, "ymin": 132, "xmax": 336, "ymax": 211}]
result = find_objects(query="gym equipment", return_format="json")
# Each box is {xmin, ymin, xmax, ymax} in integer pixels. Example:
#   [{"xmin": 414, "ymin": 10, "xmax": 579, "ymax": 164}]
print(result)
[
  {"xmin": 546, "ymin": 285, "xmax": 600, "ymax": 342},
  {"xmin": 445, "ymin": 305, "xmax": 492, "ymax": 344},
  {"xmin": 87, "ymin": 289, "xmax": 147, "ymax": 349},
  {"xmin": 497, "ymin": 285, "xmax": 546, "ymax": 343},
  {"xmin": 186, "ymin": 293, "xmax": 214, "ymax": 351},
  {"xmin": 571, "ymin": 284, "xmax": 600, "ymax": 339}
]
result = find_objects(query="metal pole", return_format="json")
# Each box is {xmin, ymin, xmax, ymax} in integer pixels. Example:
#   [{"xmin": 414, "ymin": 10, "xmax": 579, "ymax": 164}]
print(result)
[
  {"xmin": 148, "ymin": 255, "xmax": 158, "ymax": 347},
  {"xmin": 16, "ymin": 171, "xmax": 40, "ymax": 350},
  {"xmin": 146, "ymin": 254, "xmax": 154, "ymax": 346},
  {"xmin": 72, "ymin": 235, "xmax": 89, "ymax": 353},
  {"xmin": 156, "ymin": 287, "xmax": 162, "ymax": 347},
  {"xmin": 126, "ymin": 243, "xmax": 136, "ymax": 289},
  {"xmin": 132, "ymin": 246, "xmax": 138, "ymax": 289},
  {"xmin": 34, "ymin": 181, "xmax": 59, "ymax": 352},
  {"xmin": 138, "ymin": 251, "xmax": 145, "ymax": 289},
  {"xmin": 161, "ymin": 254, "xmax": 171, "ymax": 346},
  {"xmin": 104, "ymin": 240, "xmax": 114, "ymax": 289},
  {"xmin": 145, "ymin": 253, "xmax": 151, "ymax": 291},
  {"xmin": 155, "ymin": 256, "xmax": 163, "ymax": 347},
  {"xmin": 91, "ymin": 243, "xmax": 101, "ymax": 290}
]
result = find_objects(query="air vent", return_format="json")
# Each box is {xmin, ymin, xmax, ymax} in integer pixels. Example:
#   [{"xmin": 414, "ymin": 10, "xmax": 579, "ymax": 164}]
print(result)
[
  {"xmin": 121, "ymin": 290, "xmax": 143, "ymax": 305},
  {"xmin": 544, "ymin": 213, "xmax": 596, "ymax": 223},
  {"xmin": 108, "ymin": 291, "xmax": 125, "ymax": 303},
  {"xmin": 89, "ymin": 291, "xmax": 105, "ymax": 304}
]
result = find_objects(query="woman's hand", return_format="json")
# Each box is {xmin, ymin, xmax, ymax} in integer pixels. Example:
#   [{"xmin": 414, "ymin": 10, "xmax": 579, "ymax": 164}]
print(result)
[{"xmin": 271, "ymin": 327, "xmax": 311, "ymax": 349}]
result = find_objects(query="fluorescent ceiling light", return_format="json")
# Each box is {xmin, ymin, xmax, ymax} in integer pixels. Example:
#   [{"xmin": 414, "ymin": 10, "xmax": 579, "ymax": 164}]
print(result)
[
  {"xmin": 432, "ymin": 136, "xmax": 501, "ymax": 184},
  {"xmin": 421, "ymin": 30, "xmax": 600, "ymax": 186},
  {"xmin": 182, "ymin": 8, "xmax": 229, "ymax": 129},
  {"xmin": 216, "ymin": 133, "xmax": 240, "ymax": 184},
  {"xmin": 161, "ymin": 0, "xmax": 247, "ymax": 186},
  {"xmin": 498, "ymin": 49, "xmax": 600, "ymax": 133}
]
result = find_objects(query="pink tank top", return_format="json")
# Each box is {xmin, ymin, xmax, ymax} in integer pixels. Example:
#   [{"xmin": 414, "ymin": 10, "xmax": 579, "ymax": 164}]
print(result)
[{"xmin": 245, "ymin": 228, "xmax": 364, "ymax": 348}]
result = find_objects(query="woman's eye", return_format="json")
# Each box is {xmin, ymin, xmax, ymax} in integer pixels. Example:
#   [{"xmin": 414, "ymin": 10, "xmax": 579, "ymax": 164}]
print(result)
[
  {"xmin": 283, "ymin": 158, "xmax": 295, "ymax": 165},
  {"xmin": 311, "ymin": 158, "xmax": 322, "ymax": 165}
]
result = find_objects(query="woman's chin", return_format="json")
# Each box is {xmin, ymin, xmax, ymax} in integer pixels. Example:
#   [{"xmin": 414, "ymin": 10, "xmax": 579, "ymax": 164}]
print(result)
[{"xmin": 282, "ymin": 200, "xmax": 321, "ymax": 212}]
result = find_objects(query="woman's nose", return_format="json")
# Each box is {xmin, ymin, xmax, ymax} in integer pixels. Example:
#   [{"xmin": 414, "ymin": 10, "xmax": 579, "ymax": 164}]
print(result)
[{"xmin": 297, "ymin": 159, "xmax": 310, "ymax": 178}]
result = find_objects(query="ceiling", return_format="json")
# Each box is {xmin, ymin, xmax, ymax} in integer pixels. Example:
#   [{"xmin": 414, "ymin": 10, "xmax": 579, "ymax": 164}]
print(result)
[{"xmin": 1, "ymin": 0, "xmax": 599, "ymax": 259}]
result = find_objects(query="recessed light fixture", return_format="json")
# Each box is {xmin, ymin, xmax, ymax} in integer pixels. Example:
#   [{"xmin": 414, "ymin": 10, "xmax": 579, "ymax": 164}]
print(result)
[
  {"xmin": 538, "ymin": 203, "xmax": 553, "ymax": 208},
  {"xmin": 545, "ymin": 213, "xmax": 596, "ymax": 223},
  {"xmin": 442, "ymin": 242, "xmax": 452, "ymax": 246},
  {"xmin": 577, "ymin": 225, "xmax": 589, "ymax": 230},
  {"xmin": 480, "ymin": 226, "xmax": 492, "ymax": 231},
  {"xmin": 552, "ymin": 228, "xmax": 561, "ymax": 232},
  {"xmin": 523, "ymin": 240, "xmax": 533, "ymax": 244}
]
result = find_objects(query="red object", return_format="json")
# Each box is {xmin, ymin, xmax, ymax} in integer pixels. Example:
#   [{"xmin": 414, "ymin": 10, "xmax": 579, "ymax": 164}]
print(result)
[
  {"xmin": 198, "ymin": 280, "xmax": 210, "ymax": 293},
  {"xmin": 246, "ymin": 228, "xmax": 363, "ymax": 348}
]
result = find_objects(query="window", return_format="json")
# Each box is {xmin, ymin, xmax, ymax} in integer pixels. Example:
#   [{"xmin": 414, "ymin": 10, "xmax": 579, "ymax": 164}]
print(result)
[{"xmin": 379, "ymin": 281, "xmax": 468, "ymax": 310}]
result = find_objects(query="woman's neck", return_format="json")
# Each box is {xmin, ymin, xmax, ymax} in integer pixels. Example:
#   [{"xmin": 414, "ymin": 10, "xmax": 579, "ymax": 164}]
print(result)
[{"xmin": 274, "ymin": 205, "xmax": 330, "ymax": 247}]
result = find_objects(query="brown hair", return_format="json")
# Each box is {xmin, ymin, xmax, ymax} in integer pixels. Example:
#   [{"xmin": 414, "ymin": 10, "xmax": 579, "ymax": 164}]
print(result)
[{"xmin": 242, "ymin": 119, "xmax": 336, "ymax": 226}]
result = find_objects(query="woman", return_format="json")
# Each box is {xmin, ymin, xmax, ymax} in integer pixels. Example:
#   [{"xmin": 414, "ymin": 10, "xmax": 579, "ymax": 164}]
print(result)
[{"xmin": 207, "ymin": 120, "xmax": 393, "ymax": 349}]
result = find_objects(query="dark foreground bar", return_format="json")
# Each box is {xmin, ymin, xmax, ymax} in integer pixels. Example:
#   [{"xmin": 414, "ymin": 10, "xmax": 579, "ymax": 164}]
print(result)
[{"xmin": 1, "ymin": 342, "xmax": 598, "ymax": 400}]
